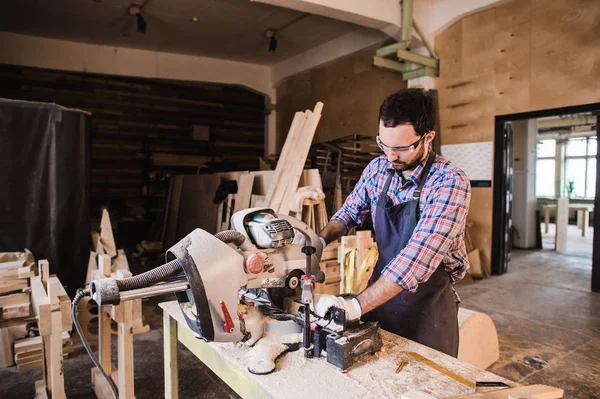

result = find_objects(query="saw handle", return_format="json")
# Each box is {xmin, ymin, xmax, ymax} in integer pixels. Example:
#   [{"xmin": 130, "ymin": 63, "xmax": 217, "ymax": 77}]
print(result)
[{"xmin": 220, "ymin": 301, "xmax": 235, "ymax": 333}]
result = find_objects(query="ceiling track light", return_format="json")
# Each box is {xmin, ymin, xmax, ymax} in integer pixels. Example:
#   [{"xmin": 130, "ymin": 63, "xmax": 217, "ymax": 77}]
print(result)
[
  {"xmin": 129, "ymin": 4, "xmax": 147, "ymax": 34},
  {"xmin": 266, "ymin": 29, "xmax": 277, "ymax": 54}
]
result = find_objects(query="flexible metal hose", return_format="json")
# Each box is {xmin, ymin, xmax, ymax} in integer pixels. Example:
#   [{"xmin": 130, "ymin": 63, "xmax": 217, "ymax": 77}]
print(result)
[
  {"xmin": 115, "ymin": 258, "xmax": 183, "ymax": 292},
  {"xmin": 115, "ymin": 230, "xmax": 243, "ymax": 293},
  {"xmin": 215, "ymin": 230, "xmax": 246, "ymax": 247}
]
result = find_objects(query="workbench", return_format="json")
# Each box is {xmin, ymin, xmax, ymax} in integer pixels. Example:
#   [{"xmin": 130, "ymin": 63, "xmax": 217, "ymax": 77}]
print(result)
[
  {"xmin": 160, "ymin": 301, "xmax": 514, "ymax": 399},
  {"xmin": 543, "ymin": 203, "xmax": 594, "ymax": 237}
]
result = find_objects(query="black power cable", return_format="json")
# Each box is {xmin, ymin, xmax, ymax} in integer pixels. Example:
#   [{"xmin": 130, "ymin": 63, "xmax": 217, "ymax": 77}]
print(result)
[{"xmin": 72, "ymin": 289, "xmax": 118, "ymax": 399}]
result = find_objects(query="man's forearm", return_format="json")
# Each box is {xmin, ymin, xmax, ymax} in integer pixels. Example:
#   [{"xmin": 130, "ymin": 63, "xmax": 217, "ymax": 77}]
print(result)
[
  {"xmin": 356, "ymin": 275, "xmax": 403, "ymax": 314},
  {"xmin": 318, "ymin": 219, "xmax": 348, "ymax": 245}
]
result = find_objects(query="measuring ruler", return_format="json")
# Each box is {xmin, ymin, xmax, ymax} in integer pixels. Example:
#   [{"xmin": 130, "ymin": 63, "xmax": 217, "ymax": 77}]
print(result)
[{"xmin": 402, "ymin": 352, "xmax": 475, "ymax": 389}]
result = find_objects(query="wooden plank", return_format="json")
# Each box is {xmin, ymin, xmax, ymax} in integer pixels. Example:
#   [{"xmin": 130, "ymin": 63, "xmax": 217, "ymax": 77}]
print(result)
[
  {"xmin": 163, "ymin": 312, "xmax": 179, "ymax": 399},
  {"xmin": 466, "ymin": 188, "xmax": 492, "ymax": 276},
  {"xmin": 446, "ymin": 384, "xmax": 563, "ymax": 399},
  {"xmin": 14, "ymin": 333, "xmax": 71, "ymax": 357},
  {"xmin": 99, "ymin": 254, "xmax": 112, "ymax": 277},
  {"xmin": 0, "ymin": 292, "xmax": 30, "ymax": 308},
  {"xmin": 2, "ymin": 303, "xmax": 30, "ymax": 319},
  {"xmin": 467, "ymin": 249, "xmax": 485, "ymax": 278},
  {"xmin": 47, "ymin": 278, "xmax": 66, "ymax": 399},
  {"xmin": 49, "ymin": 276, "xmax": 72, "ymax": 332},
  {"xmin": 30, "ymin": 275, "xmax": 51, "ymax": 336},
  {"xmin": 0, "ymin": 280, "xmax": 28, "ymax": 295},
  {"xmin": 279, "ymin": 103, "xmax": 324, "ymax": 215},
  {"xmin": 233, "ymin": 174, "xmax": 254, "ymax": 214},
  {"xmin": 99, "ymin": 306, "xmax": 113, "ymax": 373},
  {"xmin": 0, "ymin": 327, "xmax": 14, "ymax": 367},
  {"xmin": 266, "ymin": 111, "xmax": 307, "ymax": 210},
  {"xmin": 0, "ymin": 259, "xmax": 24, "ymax": 271},
  {"xmin": 100, "ymin": 209, "xmax": 117, "ymax": 258},
  {"xmin": 118, "ymin": 299, "xmax": 135, "ymax": 399}
]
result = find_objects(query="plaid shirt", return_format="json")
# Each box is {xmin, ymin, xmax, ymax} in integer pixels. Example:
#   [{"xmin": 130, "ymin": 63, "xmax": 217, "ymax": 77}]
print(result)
[{"xmin": 332, "ymin": 153, "xmax": 471, "ymax": 294}]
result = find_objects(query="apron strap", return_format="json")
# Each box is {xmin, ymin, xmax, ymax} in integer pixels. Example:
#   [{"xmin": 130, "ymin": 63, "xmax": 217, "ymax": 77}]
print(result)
[
  {"xmin": 382, "ymin": 169, "xmax": 395, "ymax": 197},
  {"xmin": 412, "ymin": 151, "xmax": 436, "ymax": 201}
]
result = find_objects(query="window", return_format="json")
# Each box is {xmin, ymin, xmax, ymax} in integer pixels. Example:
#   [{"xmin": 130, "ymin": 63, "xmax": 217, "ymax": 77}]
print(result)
[
  {"xmin": 536, "ymin": 159, "xmax": 556, "ymax": 197},
  {"xmin": 564, "ymin": 135, "xmax": 596, "ymax": 199},
  {"xmin": 536, "ymin": 139, "xmax": 556, "ymax": 197}
]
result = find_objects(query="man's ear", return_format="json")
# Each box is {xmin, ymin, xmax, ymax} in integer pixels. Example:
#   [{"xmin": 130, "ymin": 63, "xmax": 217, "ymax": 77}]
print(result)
[{"xmin": 427, "ymin": 130, "xmax": 436, "ymax": 144}]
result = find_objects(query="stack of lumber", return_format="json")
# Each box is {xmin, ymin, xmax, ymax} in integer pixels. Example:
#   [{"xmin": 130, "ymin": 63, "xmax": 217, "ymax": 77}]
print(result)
[
  {"xmin": 13, "ymin": 333, "xmax": 73, "ymax": 371},
  {"xmin": 314, "ymin": 242, "xmax": 341, "ymax": 295},
  {"xmin": 30, "ymin": 260, "xmax": 73, "ymax": 398},
  {"xmin": 311, "ymin": 134, "xmax": 378, "ymax": 197},
  {"xmin": 339, "ymin": 231, "xmax": 379, "ymax": 294},
  {"xmin": 0, "ymin": 250, "xmax": 36, "ymax": 368},
  {"xmin": 262, "ymin": 102, "xmax": 324, "ymax": 215}
]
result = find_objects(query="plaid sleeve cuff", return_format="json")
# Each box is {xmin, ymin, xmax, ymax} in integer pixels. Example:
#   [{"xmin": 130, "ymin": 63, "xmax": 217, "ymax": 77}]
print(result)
[
  {"xmin": 331, "ymin": 210, "xmax": 356, "ymax": 231},
  {"xmin": 381, "ymin": 262, "xmax": 420, "ymax": 292}
]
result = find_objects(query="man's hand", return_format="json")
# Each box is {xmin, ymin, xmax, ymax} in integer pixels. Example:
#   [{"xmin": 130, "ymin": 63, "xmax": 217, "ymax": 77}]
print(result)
[{"xmin": 314, "ymin": 295, "xmax": 362, "ymax": 321}]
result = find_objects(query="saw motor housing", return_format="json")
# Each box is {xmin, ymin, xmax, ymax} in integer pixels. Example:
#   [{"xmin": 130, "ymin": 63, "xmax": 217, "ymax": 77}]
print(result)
[{"xmin": 167, "ymin": 208, "xmax": 323, "ymax": 342}]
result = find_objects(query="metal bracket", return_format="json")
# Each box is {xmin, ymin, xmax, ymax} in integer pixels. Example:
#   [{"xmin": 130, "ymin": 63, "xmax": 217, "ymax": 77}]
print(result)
[{"xmin": 372, "ymin": 0, "xmax": 440, "ymax": 80}]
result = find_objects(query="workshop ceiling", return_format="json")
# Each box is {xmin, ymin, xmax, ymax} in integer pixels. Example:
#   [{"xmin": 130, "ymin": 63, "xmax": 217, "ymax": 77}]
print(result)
[{"xmin": 0, "ymin": 0, "xmax": 366, "ymax": 65}]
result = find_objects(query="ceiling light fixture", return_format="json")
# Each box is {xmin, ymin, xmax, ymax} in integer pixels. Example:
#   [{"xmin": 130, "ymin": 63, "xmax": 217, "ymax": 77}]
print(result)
[
  {"xmin": 129, "ymin": 4, "xmax": 147, "ymax": 34},
  {"xmin": 266, "ymin": 29, "xmax": 277, "ymax": 54}
]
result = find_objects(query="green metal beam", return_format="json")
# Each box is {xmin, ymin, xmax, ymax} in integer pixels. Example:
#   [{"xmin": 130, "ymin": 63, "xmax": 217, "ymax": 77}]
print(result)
[
  {"xmin": 373, "ymin": 56, "xmax": 408, "ymax": 73},
  {"xmin": 413, "ymin": 20, "xmax": 438, "ymax": 59},
  {"xmin": 396, "ymin": 49, "xmax": 439, "ymax": 68},
  {"xmin": 375, "ymin": 41, "xmax": 410, "ymax": 57},
  {"xmin": 401, "ymin": 0, "xmax": 414, "ymax": 43},
  {"xmin": 402, "ymin": 66, "xmax": 439, "ymax": 80}
]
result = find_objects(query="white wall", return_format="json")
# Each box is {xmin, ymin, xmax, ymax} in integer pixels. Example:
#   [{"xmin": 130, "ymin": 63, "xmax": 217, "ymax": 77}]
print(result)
[{"xmin": 511, "ymin": 119, "xmax": 538, "ymax": 248}]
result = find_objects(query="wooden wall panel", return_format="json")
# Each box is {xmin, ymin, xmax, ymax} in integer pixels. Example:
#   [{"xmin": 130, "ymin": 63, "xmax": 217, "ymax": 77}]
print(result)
[
  {"xmin": 435, "ymin": 0, "xmax": 600, "ymax": 270},
  {"xmin": 0, "ymin": 63, "xmax": 265, "ymax": 238},
  {"xmin": 462, "ymin": 9, "xmax": 497, "ymax": 77},
  {"xmin": 494, "ymin": 0, "xmax": 531, "ymax": 30},
  {"xmin": 435, "ymin": 21, "xmax": 463, "ymax": 78},
  {"xmin": 276, "ymin": 46, "xmax": 407, "ymax": 149}
]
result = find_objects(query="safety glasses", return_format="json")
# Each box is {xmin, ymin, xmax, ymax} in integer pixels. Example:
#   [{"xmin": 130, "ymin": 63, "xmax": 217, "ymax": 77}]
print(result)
[{"xmin": 376, "ymin": 134, "xmax": 427, "ymax": 155}]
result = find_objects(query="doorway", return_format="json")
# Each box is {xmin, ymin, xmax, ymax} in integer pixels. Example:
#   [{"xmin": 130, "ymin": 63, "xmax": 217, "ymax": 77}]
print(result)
[{"xmin": 492, "ymin": 103, "xmax": 600, "ymax": 292}]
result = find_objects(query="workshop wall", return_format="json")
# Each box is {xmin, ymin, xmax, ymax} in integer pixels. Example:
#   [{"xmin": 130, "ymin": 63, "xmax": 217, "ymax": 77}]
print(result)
[
  {"xmin": 275, "ymin": 46, "xmax": 407, "ymax": 148},
  {"xmin": 434, "ymin": 0, "xmax": 600, "ymax": 270},
  {"xmin": 0, "ymin": 64, "xmax": 265, "ymax": 243}
]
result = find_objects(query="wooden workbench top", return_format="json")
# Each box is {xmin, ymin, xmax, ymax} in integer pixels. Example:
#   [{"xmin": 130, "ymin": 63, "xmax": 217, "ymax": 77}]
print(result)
[{"xmin": 160, "ymin": 301, "xmax": 513, "ymax": 399}]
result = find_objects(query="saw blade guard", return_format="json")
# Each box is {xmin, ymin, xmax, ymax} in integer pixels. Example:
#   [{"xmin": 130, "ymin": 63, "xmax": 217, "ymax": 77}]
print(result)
[{"xmin": 166, "ymin": 228, "xmax": 247, "ymax": 343}]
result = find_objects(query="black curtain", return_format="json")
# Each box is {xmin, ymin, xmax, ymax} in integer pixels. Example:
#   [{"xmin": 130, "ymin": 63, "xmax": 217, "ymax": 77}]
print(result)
[{"xmin": 0, "ymin": 98, "xmax": 90, "ymax": 297}]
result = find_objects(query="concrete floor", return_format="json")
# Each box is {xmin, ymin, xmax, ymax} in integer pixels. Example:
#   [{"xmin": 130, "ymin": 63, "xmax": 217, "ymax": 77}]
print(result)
[
  {"xmin": 0, "ymin": 226, "xmax": 598, "ymax": 398},
  {"xmin": 456, "ymin": 224, "xmax": 598, "ymax": 399}
]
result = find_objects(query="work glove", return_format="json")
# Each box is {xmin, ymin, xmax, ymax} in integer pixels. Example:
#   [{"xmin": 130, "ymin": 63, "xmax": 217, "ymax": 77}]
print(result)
[{"xmin": 314, "ymin": 294, "xmax": 362, "ymax": 321}]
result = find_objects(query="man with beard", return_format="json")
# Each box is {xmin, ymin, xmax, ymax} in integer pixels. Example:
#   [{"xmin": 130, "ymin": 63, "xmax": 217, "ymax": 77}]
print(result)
[{"xmin": 313, "ymin": 88, "xmax": 471, "ymax": 357}]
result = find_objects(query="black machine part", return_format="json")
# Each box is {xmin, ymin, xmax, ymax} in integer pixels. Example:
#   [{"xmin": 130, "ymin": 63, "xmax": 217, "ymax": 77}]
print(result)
[{"xmin": 324, "ymin": 321, "xmax": 383, "ymax": 370}]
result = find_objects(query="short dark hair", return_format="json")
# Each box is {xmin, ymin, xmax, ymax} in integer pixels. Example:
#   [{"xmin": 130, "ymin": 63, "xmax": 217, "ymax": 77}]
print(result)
[{"xmin": 378, "ymin": 88, "xmax": 436, "ymax": 135}]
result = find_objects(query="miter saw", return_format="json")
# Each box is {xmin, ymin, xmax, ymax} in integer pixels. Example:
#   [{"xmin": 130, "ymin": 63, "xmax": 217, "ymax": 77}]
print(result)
[{"xmin": 75, "ymin": 208, "xmax": 382, "ymax": 386}]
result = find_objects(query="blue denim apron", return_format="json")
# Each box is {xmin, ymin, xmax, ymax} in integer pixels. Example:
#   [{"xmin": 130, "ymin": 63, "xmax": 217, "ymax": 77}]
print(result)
[{"xmin": 363, "ymin": 152, "xmax": 459, "ymax": 357}]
